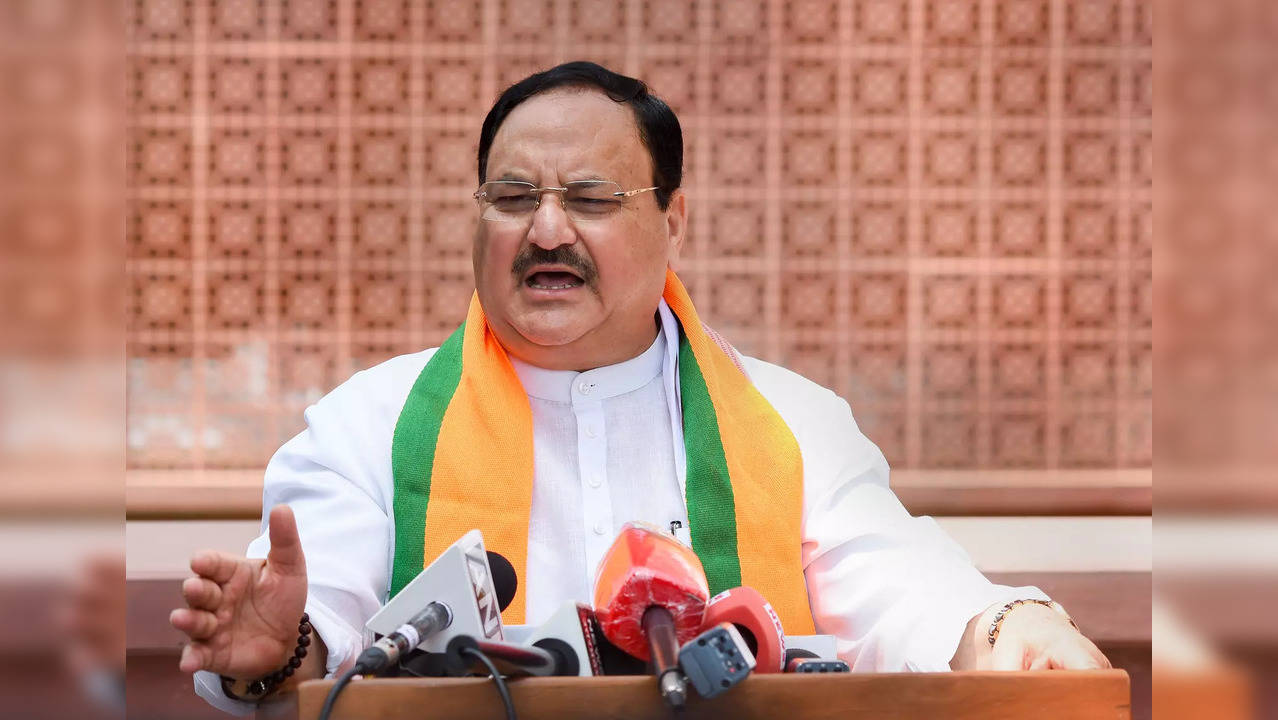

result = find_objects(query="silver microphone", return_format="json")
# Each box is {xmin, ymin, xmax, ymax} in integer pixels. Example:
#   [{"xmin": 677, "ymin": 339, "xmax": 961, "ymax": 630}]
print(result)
[{"xmin": 355, "ymin": 602, "xmax": 453, "ymax": 673}]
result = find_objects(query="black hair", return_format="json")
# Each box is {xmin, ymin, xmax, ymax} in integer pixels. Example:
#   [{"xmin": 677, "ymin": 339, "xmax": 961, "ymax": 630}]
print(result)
[{"xmin": 476, "ymin": 61, "xmax": 683, "ymax": 211}]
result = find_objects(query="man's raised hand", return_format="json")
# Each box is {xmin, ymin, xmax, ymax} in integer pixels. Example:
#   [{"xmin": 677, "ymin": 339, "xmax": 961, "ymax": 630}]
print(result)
[{"xmin": 170, "ymin": 505, "xmax": 310, "ymax": 679}]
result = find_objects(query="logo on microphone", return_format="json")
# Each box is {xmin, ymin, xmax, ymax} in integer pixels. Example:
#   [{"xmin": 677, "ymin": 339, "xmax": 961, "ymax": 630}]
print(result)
[{"xmin": 465, "ymin": 547, "xmax": 502, "ymax": 639}]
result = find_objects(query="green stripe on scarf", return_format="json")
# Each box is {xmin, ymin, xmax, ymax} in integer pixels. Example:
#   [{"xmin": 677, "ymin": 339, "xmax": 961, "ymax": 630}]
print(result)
[
  {"xmin": 389, "ymin": 323, "xmax": 466, "ymax": 598},
  {"xmin": 677, "ymin": 329, "xmax": 743, "ymax": 595}
]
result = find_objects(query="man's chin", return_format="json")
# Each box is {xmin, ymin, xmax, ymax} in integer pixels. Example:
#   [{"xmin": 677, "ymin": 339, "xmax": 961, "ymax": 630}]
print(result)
[
  {"xmin": 511, "ymin": 324, "xmax": 591, "ymax": 351},
  {"xmin": 502, "ymin": 309, "xmax": 598, "ymax": 352}
]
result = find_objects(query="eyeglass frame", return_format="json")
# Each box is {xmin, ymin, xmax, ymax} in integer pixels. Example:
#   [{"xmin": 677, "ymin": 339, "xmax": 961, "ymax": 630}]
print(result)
[{"xmin": 471, "ymin": 180, "xmax": 660, "ymax": 220}]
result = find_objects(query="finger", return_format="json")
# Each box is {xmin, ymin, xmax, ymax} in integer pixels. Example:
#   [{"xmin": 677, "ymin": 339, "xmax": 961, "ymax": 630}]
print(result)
[
  {"xmin": 181, "ymin": 576, "xmax": 224, "ymax": 611},
  {"xmin": 1079, "ymin": 635, "xmax": 1113, "ymax": 669},
  {"xmin": 266, "ymin": 504, "xmax": 306, "ymax": 576},
  {"xmin": 989, "ymin": 637, "xmax": 1028, "ymax": 671},
  {"xmin": 1051, "ymin": 638, "xmax": 1106, "ymax": 670},
  {"xmin": 190, "ymin": 550, "xmax": 245, "ymax": 585},
  {"xmin": 170, "ymin": 608, "xmax": 219, "ymax": 640},
  {"xmin": 179, "ymin": 642, "xmax": 212, "ymax": 673},
  {"xmin": 1097, "ymin": 648, "xmax": 1113, "ymax": 669}
]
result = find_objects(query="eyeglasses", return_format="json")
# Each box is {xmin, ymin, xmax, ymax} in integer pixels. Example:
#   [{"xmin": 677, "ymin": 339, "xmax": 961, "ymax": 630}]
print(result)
[{"xmin": 473, "ymin": 180, "xmax": 659, "ymax": 223}]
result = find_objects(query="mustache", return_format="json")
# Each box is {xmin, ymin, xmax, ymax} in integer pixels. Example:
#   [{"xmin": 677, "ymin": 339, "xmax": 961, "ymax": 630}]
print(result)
[{"xmin": 511, "ymin": 245, "xmax": 599, "ymax": 286}]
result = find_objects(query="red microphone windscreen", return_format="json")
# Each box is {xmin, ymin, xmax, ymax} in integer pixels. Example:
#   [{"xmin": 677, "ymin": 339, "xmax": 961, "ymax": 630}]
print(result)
[
  {"xmin": 591, "ymin": 522, "xmax": 710, "ymax": 660},
  {"xmin": 702, "ymin": 586, "xmax": 787, "ymax": 673}
]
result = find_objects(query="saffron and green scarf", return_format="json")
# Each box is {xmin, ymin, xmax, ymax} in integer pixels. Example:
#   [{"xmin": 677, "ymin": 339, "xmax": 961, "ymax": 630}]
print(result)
[{"xmin": 389, "ymin": 269, "xmax": 815, "ymax": 634}]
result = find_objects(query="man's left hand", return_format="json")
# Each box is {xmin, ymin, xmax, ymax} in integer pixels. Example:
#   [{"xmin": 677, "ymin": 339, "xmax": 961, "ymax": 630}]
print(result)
[
  {"xmin": 988, "ymin": 602, "xmax": 1111, "ymax": 670},
  {"xmin": 952, "ymin": 601, "xmax": 1112, "ymax": 670}
]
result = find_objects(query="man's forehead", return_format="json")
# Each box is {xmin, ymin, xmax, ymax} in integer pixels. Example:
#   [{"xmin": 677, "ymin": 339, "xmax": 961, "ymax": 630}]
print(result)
[{"xmin": 485, "ymin": 88, "xmax": 648, "ymax": 174}]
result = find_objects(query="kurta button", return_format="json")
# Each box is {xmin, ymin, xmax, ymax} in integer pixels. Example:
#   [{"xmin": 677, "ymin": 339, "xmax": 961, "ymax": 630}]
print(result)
[
  {"xmin": 593, "ymin": 521, "xmax": 607, "ymax": 535},
  {"xmin": 588, "ymin": 475, "xmax": 602, "ymax": 489},
  {"xmin": 584, "ymin": 425, "xmax": 598, "ymax": 438},
  {"xmin": 578, "ymin": 381, "xmax": 593, "ymax": 395}
]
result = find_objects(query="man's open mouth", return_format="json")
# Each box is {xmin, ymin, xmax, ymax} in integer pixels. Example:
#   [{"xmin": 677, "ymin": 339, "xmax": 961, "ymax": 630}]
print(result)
[{"xmin": 525, "ymin": 270, "xmax": 585, "ymax": 290}]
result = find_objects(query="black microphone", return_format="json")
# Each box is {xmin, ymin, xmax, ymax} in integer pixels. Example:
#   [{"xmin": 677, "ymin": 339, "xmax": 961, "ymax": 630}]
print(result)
[
  {"xmin": 509, "ymin": 602, "xmax": 611, "ymax": 676},
  {"xmin": 443, "ymin": 635, "xmax": 579, "ymax": 677},
  {"xmin": 783, "ymin": 647, "xmax": 818, "ymax": 665},
  {"xmin": 783, "ymin": 647, "xmax": 849, "ymax": 673},
  {"xmin": 486, "ymin": 550, "xmax": 518, "ymax": 611}
]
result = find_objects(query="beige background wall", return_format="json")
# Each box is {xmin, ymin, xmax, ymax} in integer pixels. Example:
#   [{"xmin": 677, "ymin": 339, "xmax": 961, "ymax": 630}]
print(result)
[{"xmin": 126, "ymin": 0, "xmax": 1152, "ymax": 478}]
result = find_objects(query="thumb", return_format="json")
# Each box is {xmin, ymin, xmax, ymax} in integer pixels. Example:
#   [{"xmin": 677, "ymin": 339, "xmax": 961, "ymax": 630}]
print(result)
[{"xmin": 265, "ymin": 505, "xmax": 306, "ymax": 576}]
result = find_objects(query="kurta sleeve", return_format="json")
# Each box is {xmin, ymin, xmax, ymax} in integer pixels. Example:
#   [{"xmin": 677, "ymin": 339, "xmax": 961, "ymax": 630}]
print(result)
[{"xmin": 745, "ymin": 360, "xmax": 1050, "ymax": 671}]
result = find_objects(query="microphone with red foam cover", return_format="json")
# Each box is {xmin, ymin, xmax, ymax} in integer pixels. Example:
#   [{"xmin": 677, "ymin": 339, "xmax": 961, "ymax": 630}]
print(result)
[
  {"xmin": 592, "ymin": 522, "xmax": 711, "ymax": 658},
  {"xmin": 701, "ymin": 586, "xmax": 787, "ymax": 673},
  {"xmin": 592, "ymin": 522, "xmax": 710, "ymax": 708}
]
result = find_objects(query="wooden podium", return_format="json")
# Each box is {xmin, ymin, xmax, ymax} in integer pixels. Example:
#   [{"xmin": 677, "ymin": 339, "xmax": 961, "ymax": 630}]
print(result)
[{"xmin": 298, "ymin": 670, "xmax": 1130, "ymax": 720}]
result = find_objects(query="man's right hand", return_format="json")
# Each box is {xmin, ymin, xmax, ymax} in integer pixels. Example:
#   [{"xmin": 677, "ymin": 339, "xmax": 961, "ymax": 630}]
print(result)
[{"xmin": 170, "ymin": 505, "xmax": 311, "ymax": 680}]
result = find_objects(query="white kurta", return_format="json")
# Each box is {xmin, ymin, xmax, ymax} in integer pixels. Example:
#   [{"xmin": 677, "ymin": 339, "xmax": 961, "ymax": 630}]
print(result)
[{"xmin": 196, "ymin": 302, "xmax": 1048, "ymax": 714}]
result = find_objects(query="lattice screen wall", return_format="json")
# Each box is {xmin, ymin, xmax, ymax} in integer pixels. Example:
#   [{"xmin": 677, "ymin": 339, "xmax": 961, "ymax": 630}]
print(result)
[{"xmin": 125, "ymin": 0, "xmax": 1151, "ymax": 471}]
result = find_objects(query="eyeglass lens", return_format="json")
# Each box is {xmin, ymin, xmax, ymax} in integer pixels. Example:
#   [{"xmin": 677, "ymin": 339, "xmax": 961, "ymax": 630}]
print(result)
[{"xmin": 479, "ymin": 181, "xmax": 626, "ymax": 222}]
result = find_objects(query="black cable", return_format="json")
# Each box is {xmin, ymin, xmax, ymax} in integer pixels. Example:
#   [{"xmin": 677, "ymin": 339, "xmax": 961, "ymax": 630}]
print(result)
[
  {"xmin": 316, "ymin": 665, "xmax": 360, "ymax": 720},
  {"xmin": 318, "ymin": 648, "xmax": 515, "ymax": 720},
  {"xmin": 461, "ymin": 646, "xmax": 517, "ymax": 720}
]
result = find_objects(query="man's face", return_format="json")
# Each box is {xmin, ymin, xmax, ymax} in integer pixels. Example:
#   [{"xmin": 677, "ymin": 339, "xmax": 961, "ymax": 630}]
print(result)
[{"xmin": 473, "ymin": 87, "xmax": 685, "ymax": 371}]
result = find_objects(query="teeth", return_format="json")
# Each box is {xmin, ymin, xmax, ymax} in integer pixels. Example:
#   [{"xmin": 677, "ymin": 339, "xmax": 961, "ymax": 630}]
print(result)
[{"xmin": 527, "ymin": 273, "xmax": 582, "ymax": 290}]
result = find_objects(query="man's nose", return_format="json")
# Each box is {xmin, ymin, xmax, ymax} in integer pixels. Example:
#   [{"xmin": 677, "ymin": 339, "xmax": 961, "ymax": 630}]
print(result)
[{"xmin": 525, "ymin": 193, "xmax": 576, "ymax": 250}]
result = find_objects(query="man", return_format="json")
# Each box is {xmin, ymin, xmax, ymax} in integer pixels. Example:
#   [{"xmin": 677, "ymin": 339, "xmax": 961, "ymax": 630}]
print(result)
[{"xmin": 172, "ymin": 62, "xmax": 1109, "ymax": 713}]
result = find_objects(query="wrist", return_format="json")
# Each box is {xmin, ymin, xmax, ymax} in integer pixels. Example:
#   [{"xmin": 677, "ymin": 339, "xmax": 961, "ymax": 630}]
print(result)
[
  {"xmin": 988, "ymin": 599, "xmax": 1076, "ymax": 648},
  {"xmin": 221, "ymin": 613, "xmax": 315, "ymax": 703}
]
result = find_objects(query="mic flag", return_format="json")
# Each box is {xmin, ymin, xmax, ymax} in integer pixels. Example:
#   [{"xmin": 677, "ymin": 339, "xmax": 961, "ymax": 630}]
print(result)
[
  {"xmin": 591, "ymin": 521, "xmax": 710, "ymax": 661},
  {"xmin": 366, "ymin": 529, "xmax": 511, "ymax": 653},
  {"xmin": 702, "ymin": 586, "xmax": 787, "ymax": 673}
]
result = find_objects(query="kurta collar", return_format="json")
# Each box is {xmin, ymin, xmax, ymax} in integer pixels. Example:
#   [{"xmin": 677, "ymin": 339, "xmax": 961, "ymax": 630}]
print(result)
[{"xmin": 509, "ymin": 312, "xmax": 668, "ymax": 404}]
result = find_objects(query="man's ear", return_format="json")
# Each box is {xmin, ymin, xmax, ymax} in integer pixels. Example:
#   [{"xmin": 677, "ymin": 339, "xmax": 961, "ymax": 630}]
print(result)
[{"xmin": 665, "ymin": 190, "xmax": 688, "ymax": 270}]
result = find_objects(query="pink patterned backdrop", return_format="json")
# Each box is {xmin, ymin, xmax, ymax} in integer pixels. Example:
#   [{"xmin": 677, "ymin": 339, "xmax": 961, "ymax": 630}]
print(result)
[{"xmin": 125, "ymin": 0, "xmax": 1151, "ymax": 472}]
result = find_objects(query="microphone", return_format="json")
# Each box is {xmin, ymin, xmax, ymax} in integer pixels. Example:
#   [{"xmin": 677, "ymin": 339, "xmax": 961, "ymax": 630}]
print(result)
[
  {"xmin": 702, "ymin": 586, "xmax": 787, "ymax": 673},
  {"xmin": 361, "ymin": 530, "xmax": 517, "ymax": 674},
  {"xmin": 783, "ymin": 643, "xmax": 849, "ymax": 673},
  {"xmin": 354, "ymin": 602, "xmax": 453, "ymax": 674},
  {"xmin": 678, "ymin": 622, "xmax": 756, "ymax": 699},
  {"xmin": 784, "ymin": 647, "xmax": 818, "ymax": 665},
  {"xmin": 443, "ymin": 604, "xmax": 603, "ymax": 678},
  {"xmin": 513, "ymin": 602, "xmax": 606, "ymax": 676},
  {"xmin": 442, "ymin": 635, "xmax": 576, "ymax": 677},
  {"xmin": 503, "ymin": 604, "xmax": 644, "ymax": 676},
  {"xmin": 782, "ymin": 633, "xmax": 838, "ymax": 661},
  {"xmin": 785, "ymin": 655, "xmax": 850, "ymax": 673},
  {"xmin": 485, "ymin": 550, "xmax": 518, "ymax": 611},
  {"xmin": 592, "ymin": 522, "xmax": 710, "ymax": 708}
]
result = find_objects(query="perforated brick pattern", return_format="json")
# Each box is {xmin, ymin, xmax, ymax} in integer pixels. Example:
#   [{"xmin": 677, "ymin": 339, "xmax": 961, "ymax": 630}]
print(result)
[{"xmin": 124, "ymin": 0, "xmax": 1151, "ymax": 470}]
